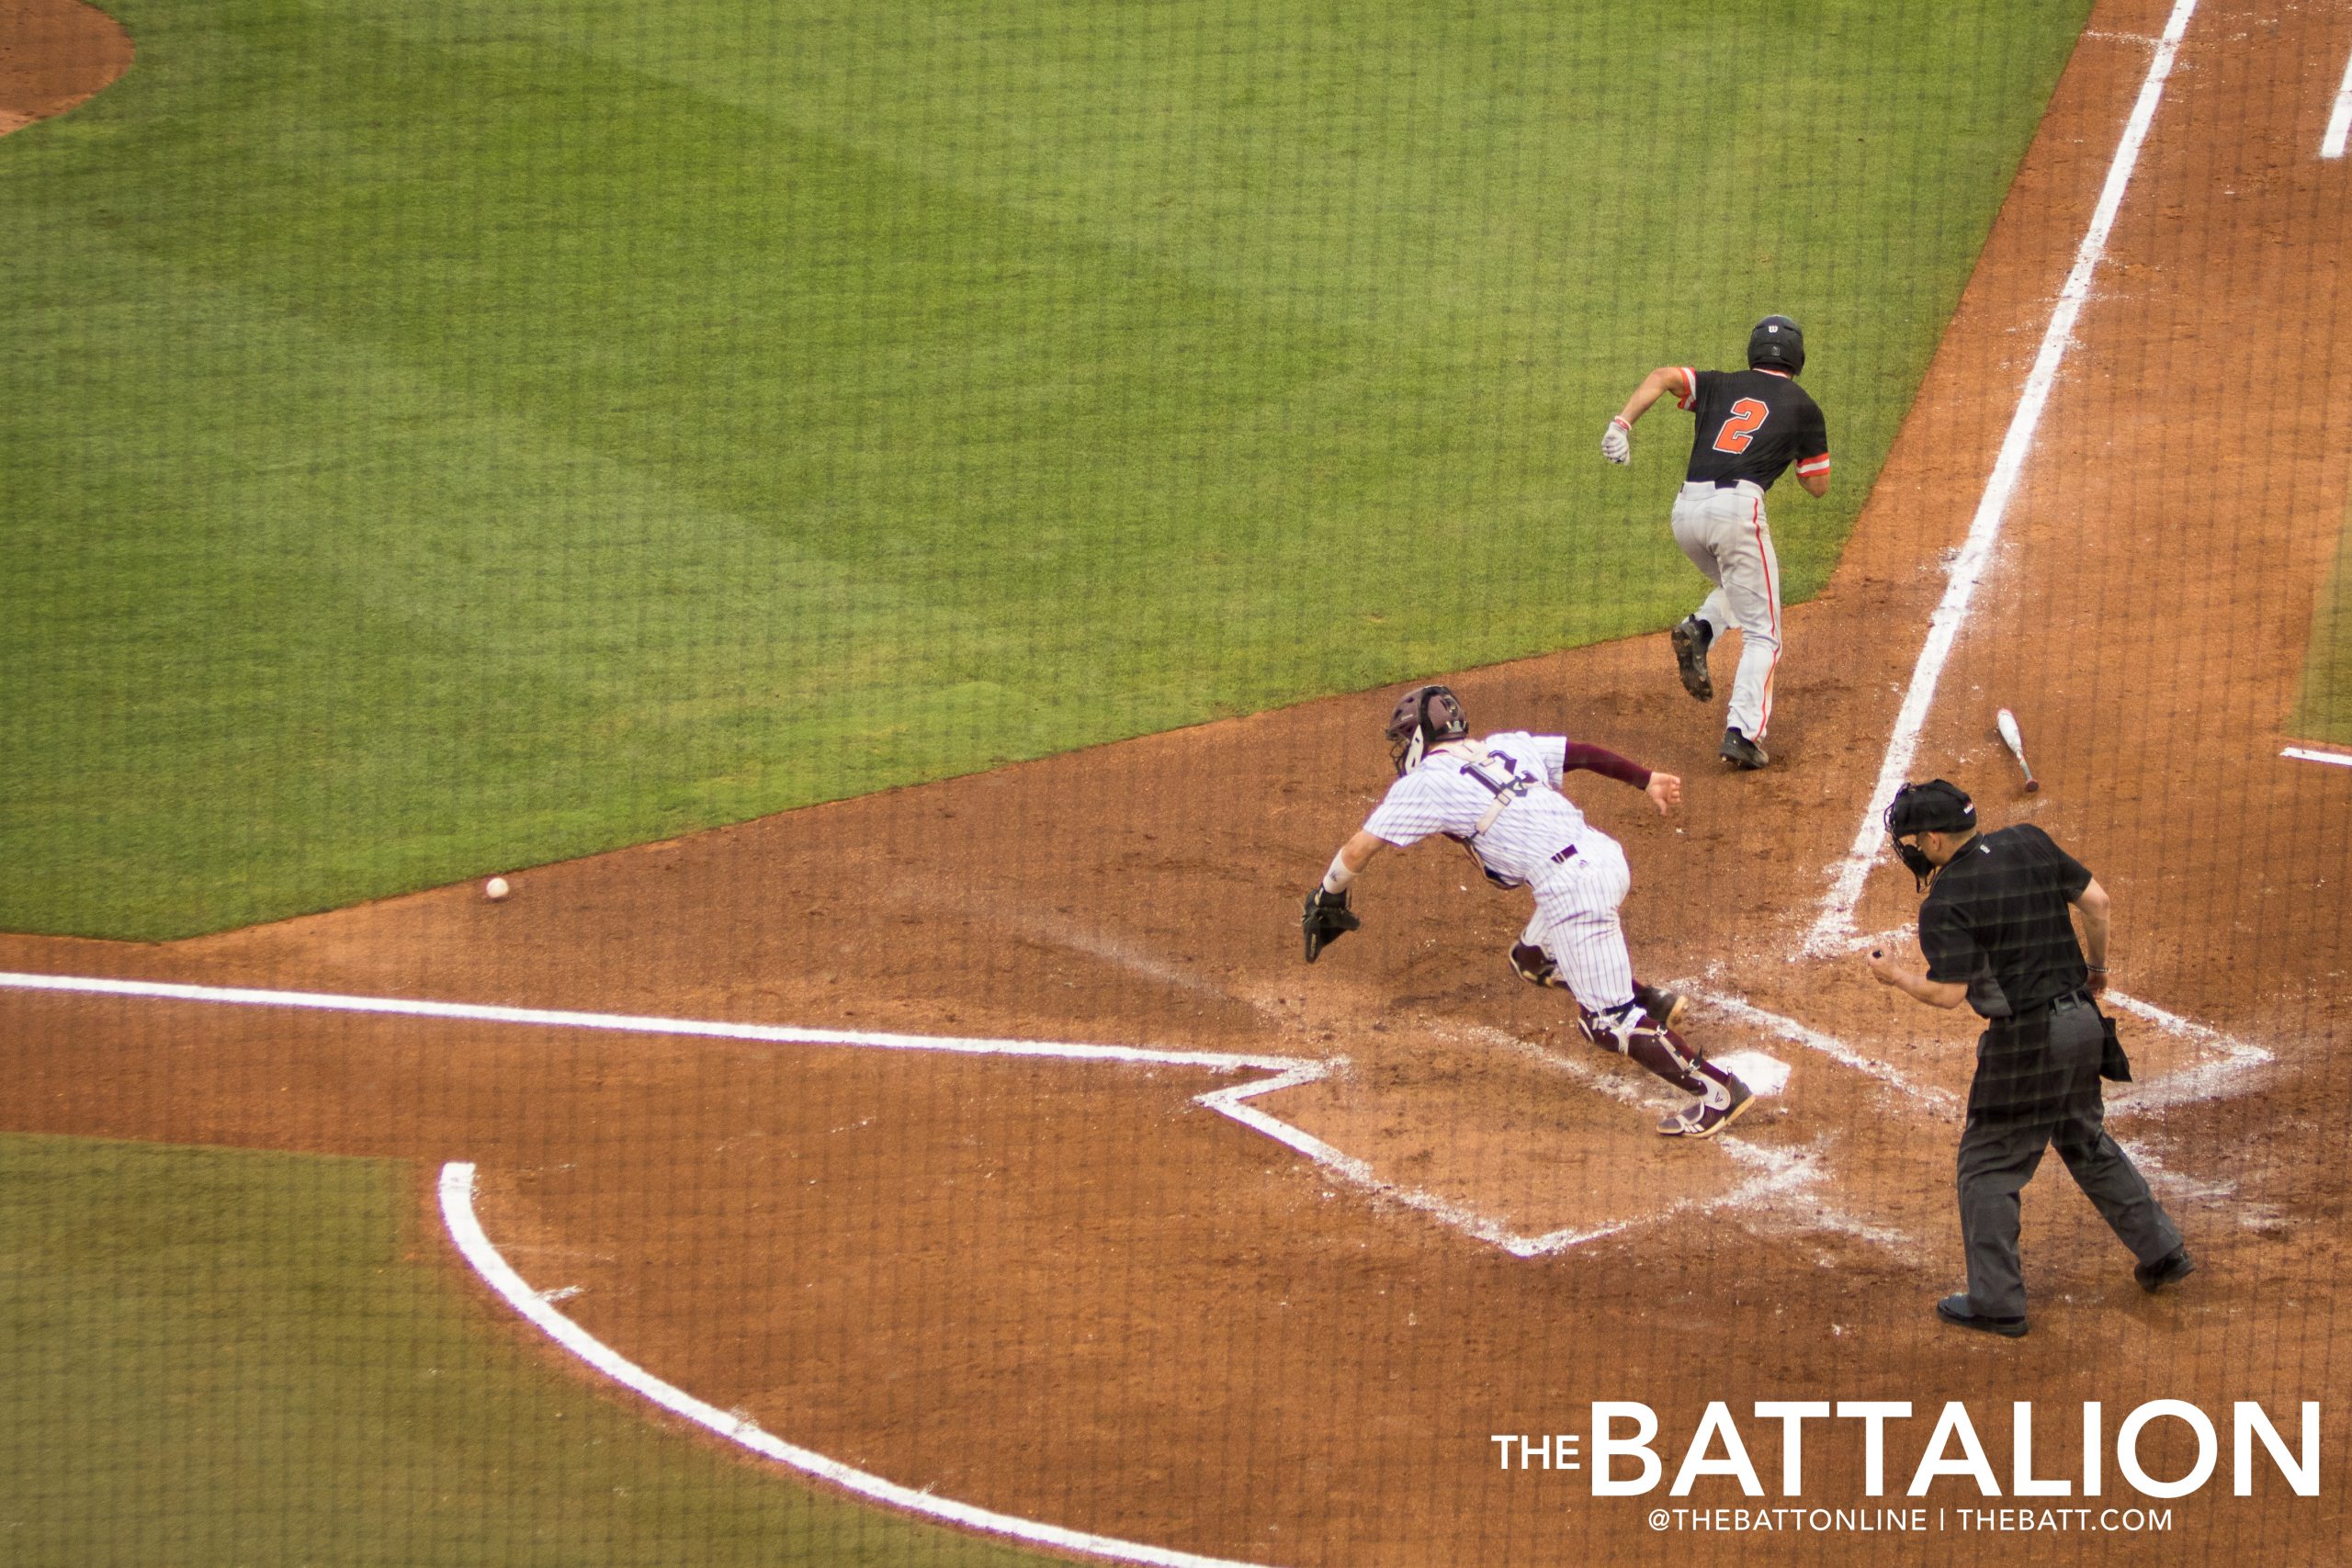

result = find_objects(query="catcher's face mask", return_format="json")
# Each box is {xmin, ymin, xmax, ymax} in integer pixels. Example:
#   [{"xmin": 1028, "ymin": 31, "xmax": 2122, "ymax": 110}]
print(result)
[
  {"xmin": 1883, "ymin": 780, "xmax": 1976, "ymax": 890},
  {"xmin": 1385, "ymin": 684, "xmax": 1467, "ymax": 776}
]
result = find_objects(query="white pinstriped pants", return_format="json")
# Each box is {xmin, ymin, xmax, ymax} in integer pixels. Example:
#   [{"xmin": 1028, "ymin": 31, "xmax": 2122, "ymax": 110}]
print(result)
[
  {"xmin": 1671, "ymin": 479, "xmax": 1782, "ymax": 740},
  {"xmin": 1520, "ymin": 830, "xmax": 1634, "ymax": 1012}
]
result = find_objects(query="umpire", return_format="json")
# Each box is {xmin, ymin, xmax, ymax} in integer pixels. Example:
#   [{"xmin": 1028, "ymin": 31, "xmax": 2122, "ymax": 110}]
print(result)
[{"xmin": 1865, "ymin": 780, "xmax": 2193, "ymax": 1337}]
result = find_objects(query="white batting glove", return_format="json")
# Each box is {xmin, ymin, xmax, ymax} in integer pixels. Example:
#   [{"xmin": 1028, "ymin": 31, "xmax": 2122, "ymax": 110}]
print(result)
[{"xmin": 1600, "ymin": 417, "xmax": 1632, "ymax": 465}]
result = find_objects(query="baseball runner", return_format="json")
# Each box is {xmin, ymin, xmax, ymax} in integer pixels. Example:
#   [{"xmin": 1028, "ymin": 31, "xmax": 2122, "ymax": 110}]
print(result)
[
  {"xmin": 1299, "ymin": 684, "xmax": 1754, "ymax": 1139},
  {"xmin": 1601, "ymin": 315, "xmax": 1831, "ymax": 770}
]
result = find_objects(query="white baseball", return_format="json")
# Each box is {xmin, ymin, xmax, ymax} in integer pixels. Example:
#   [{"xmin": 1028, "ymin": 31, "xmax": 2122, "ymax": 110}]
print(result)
[{"xmin": 483, "ymin": 876, "xmax": 511, "ymax": 901}]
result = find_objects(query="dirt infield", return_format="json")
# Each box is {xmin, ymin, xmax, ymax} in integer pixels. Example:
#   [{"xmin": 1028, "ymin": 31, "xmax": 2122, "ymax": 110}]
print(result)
[
  {"xmin": 0, "ymin": 0, "xmax": 129, "ymax": 135},
  {"xmin": 6, "ymin": 0, "xmax": 2352, "ymax": 1562}
]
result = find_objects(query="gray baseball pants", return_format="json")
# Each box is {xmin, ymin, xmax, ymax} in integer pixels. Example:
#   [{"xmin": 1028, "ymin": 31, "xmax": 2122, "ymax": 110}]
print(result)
[
  {"xmin": 1956, "ymin": 998, "xmax": 2183, "ymax": 1318},
  {"xmin": 1669, "ymin": 480, "xmax": 1781, "ymax": 739}
]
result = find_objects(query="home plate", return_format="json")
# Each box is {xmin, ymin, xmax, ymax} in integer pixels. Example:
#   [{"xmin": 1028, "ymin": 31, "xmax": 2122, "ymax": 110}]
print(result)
[{"xmin": 1713, "ymin": 1050, "xmax": 1792, "ymax": 1097}]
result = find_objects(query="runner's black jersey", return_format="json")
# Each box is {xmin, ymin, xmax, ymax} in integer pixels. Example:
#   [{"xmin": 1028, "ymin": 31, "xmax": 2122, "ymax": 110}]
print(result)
[{"xmin": 1675, "ymin": 367, "xmax": 1831, "ymax": 491}]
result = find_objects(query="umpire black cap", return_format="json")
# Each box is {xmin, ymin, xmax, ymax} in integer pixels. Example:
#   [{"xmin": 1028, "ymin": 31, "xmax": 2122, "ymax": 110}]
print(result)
[
  {"xmin": 1748, "ymin": 315, "xmax": 1805, "ymax": 375},
  {"xmin": 1884, "ymin": 779, "xmax": 1977, "ymax": 837}
]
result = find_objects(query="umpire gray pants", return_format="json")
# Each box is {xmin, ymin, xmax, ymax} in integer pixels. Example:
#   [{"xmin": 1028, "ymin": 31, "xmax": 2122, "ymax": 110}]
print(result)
[{"xmin": 1957, "ymin": 1000, "xmax": 2183, "ymax": 1318}]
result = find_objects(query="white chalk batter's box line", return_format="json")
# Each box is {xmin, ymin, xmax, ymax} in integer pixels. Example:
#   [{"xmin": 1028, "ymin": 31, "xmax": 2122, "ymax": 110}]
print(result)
[{"xmin": 0, "ymin": 968, "xmax": 2267, "ymax": 1247}]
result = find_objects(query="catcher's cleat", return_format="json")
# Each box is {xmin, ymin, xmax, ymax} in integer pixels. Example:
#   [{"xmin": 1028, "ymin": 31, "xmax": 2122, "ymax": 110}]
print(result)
[
  {"xmin": 1671, "ymin": 617, "xmax": 1713, "ymax": 702},
  {"xmin": 1656, "ymin": 1075, "xmax": 1753, "ymax": 1139},
  {"xmin": 1632, "ymin": 981, "xmax": 1688, "ymax": 1032},
  {"xmin": 2133, "ymin": 1247, "xmax": 2196, "ymax": 1293},
  {"xmin": 1509, "ymin": 942, "xmax": 1566, "ymax": 988},
  {"xmin": 1719, "ymin": 728, "xmax": 1769, "ymax": 770},
  {"xmin": 1935, "ymin": 1295, "xmax": 2029, "ymax": 1338}
]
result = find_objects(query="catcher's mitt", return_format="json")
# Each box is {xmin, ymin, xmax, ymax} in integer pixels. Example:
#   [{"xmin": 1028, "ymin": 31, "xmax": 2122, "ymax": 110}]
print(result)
[{"xmin": 1300, "ymin": 886, "xmax": 1361, "ymax": 963}]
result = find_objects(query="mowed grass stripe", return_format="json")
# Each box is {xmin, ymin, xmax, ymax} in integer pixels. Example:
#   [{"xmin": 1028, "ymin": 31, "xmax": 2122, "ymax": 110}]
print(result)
[{"xmin": 3, "ymin": 0, "xmax": 2089, "ymax": 937}]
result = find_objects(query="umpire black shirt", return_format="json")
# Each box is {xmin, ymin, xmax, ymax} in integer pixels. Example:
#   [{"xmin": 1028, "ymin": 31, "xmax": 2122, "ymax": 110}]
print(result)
[{"xmin": 1917, "ymin": 826, "xmax": 2095, "ymax": 1021}]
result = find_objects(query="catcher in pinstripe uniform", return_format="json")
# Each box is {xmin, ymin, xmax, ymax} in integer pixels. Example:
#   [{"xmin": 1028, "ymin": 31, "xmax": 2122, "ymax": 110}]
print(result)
[{"xmin": 1301, "ymin": 685, "xmax": 1753, "ymax": 1138}]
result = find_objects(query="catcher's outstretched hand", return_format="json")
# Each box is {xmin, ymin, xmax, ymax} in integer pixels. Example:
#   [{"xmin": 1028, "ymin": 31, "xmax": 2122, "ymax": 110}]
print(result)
[
  {"xmin": 1601, "ymin": 417, "xmax": 1632, "ymax": 465},
  {"xmin": 1645, "ymin": 771, "xmax": 1682, "ymax": 815},
  {"xmin": 1301, "ymin": 886, "xmax": 1361, "ymax": 964}
]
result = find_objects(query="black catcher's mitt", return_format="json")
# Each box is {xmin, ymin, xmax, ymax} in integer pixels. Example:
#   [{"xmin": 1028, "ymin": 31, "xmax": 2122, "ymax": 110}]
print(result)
[{"xmin": 1300, "ymin": 886, "xmax": 1361, "ymax": 963}]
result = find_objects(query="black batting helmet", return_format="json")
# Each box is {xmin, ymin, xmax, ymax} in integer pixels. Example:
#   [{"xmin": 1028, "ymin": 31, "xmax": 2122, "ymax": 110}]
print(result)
[
  {"xmin": 1385, "ymin": 684, "xmax": 1468, "ymax": 775},
  {"xmin": 1747, "ymin": 314, "xmax": 1805, "ymax": 375}
]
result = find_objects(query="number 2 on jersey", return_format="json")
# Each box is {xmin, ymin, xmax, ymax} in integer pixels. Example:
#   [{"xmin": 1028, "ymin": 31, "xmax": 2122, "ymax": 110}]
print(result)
[{"xmin": 1712, "ymin": 398, "xmax": 1769, "ymax": 455}]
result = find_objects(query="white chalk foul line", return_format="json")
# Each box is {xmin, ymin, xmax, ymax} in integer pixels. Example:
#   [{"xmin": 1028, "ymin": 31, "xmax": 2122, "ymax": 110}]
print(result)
[
  {"xmin": 2283, "ymin": 746, "xmax": 2352, "ymax": 769},
  {"xmin": 437, "ymin": 1164, "xmax": 1280, "ymax": 1568},
  {"xmin": 1804, "ymin": 0, "xmax": 2203, "ymax": 957},
  {"xmin": 2324, "ymin": 36, "xmax": 2352, "ymax": 159}
]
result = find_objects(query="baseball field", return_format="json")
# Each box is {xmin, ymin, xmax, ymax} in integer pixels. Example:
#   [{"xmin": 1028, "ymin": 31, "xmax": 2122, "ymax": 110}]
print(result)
[{"xmin": 5, "ymin": 0, "xmax": 2350, "ymax": 1564}]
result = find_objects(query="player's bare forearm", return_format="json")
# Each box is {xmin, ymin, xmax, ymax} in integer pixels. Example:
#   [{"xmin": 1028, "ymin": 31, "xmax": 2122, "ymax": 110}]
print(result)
[
  {"xmin": 1798, "ymin": 469, "xmax": 1830, "ymax": 498},
  {"xmin": 1322, "ymin": 829, "xmax": 1388, "ymax": 894},
  {"xmin": 1614, "ymin": 367, "xmax": 1685, "ymax": 426},
  {"xmin": 2073, "ymin": 877, "xmax": 2111, "ymax": 976},
  {"xmin": 1864, "ymin": 950, "xmax": 1969, "ymax": 1009},
  {"xmin": 1340, "ymin": 829, "xmax": 1387, "ymax": 874}
]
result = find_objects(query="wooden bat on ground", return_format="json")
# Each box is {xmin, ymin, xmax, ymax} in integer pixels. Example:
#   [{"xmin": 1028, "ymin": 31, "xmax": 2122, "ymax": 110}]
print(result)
[{"xmin": 1996, "ymin": 707, "xmax": 2039, "ymax": 792}]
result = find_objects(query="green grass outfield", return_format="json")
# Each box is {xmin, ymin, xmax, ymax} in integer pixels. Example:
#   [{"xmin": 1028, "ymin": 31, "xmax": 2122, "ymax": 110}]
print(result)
[
  {"xmin": 2295, "ymin": 489, "xmax": 2352, "ymax": 747},
  {"xmin": 0, "ymin": 1132, "xmax": 1056, "ymax": 1566},
  {"xmin": 2, "ymin": 0, "xmax": 2092, "ymax": 939}
]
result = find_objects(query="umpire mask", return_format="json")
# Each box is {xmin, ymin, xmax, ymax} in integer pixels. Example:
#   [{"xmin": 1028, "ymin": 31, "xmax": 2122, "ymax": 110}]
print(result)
[{"xmin": 1883, "ymin": 780, "xmax": 1976, "ymax": 890}]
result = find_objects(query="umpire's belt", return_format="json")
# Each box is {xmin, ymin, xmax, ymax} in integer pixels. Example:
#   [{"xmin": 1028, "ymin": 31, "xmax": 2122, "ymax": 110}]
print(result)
[{"xmin": 1986, "ymin": 987, "xmax": 2091, "ymax": 1034}]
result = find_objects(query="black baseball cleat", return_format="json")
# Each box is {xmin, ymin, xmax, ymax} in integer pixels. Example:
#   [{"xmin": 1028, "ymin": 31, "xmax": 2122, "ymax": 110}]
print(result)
[
  {"xmin": 1719, "ymin": 728, "xmax": 1769, "ymax": 770},
  {"xmin": 2134, "ymin": 1247, "xmax": 2196, "ymax": 1293},
  {"xmin": 1670, "ymin": 617, "xmax": 1713, "ymax": 701},
  {"xmin": 1936, "ymin": 1295, "xmax": 2030, "ymax": 1338}
]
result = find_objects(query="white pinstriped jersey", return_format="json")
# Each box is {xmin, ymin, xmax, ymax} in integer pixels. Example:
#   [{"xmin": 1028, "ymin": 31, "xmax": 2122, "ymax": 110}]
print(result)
[{"xmin": 1362, "ymin": 732, "xmax": 1589, "ymax": 890}]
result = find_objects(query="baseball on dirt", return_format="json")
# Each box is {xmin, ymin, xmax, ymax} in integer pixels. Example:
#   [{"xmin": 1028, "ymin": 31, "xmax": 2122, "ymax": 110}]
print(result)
[{"xmin": 483, "ymin": 875, "xmax": 511, "ymax": 901}]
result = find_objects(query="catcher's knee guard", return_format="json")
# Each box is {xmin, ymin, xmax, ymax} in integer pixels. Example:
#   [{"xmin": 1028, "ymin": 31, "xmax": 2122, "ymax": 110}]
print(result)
[{"xmin": 1510, "ymin": 942, "xmax": 1566, "ymax": 989}]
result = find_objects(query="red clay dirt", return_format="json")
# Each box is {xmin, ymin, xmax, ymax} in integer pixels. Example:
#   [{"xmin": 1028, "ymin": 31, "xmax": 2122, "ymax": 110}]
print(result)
[
  {"xmin": 0, "ymin": 0, "xmax": 128, "ymax": 136},
  {"xmin": 6, "ymin": 0, "xmax": 2351, "ymax": 1563}
]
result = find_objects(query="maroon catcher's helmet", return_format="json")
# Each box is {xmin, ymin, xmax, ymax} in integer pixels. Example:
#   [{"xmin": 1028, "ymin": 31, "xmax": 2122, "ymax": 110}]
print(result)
[{"xmin": 1385, "ymin": 684, "xmax": 1468, "ymax": 775}]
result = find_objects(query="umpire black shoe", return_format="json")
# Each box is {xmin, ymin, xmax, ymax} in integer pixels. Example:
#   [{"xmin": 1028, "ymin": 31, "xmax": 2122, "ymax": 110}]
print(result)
[
  {"xmin": 1936, "ymin": 1295, "xmax": 2029, "ymax": 1338},
  {"xmin": 1671, "ymin": 617, "xmax": 1713, "ymax": 701},
  {"xmin": 1719, "ymin": 728, "xmax": 1769, "ymax": 770},
  {"xmin": 2134, "ymin": 1247, "xmax": 2196, "ymax": 1293}
]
